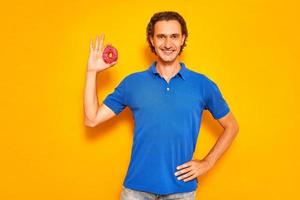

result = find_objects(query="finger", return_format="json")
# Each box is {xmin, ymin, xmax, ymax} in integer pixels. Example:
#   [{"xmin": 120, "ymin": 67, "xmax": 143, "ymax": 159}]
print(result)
[
  {"xmin": 99, "ymin": 34, "xmax": 105, "ymax": 51},
  {"xmin": 95, "ymin": 35, "xmax": 99, "ymax": 51},
  {"xmin": 175, "ymin": 167, "xmax": 192, "ymax": 176},
  {"xmin": 177, "ymin": 162, "xmax": 192, "ymax": 170},
  {"xmin": 90, "ymin": 38, "xmax": 94, "ymax": 51},
  {"xmin": 183, "ymin": 174, "xmax": 197, "ymax": 182},
  {"xmin": 110, "ymin": 61, "xmax": 118, "ymax": 66},
  {"xmin": 178, "ymin": 171, "xmax": 195, "ymax": 180}
]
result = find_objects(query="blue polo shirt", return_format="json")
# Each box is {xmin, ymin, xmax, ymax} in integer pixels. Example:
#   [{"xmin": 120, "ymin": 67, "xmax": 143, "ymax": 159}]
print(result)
[{"xmin": 103, "ymin": 61, "xmax": 230, "ymax": 195}]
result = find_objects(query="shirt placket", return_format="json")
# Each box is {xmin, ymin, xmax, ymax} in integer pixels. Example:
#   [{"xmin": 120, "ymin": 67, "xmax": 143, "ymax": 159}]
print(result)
[{"xmin": 159, "ymin": 75, "xmax": 178, "ymax": 96}]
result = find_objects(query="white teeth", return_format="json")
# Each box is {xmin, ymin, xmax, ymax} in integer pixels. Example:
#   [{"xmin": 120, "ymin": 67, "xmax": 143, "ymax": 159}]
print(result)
[{"xmin": 162, "ymin": 50, "xmax": 174, "ymax": 54}]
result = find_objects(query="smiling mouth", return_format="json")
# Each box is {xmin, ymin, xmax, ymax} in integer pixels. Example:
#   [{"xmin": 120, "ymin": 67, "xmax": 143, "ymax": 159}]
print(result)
[{"xmin": 161, "ymin": 50, "xmax": 175, "ymax": 55}]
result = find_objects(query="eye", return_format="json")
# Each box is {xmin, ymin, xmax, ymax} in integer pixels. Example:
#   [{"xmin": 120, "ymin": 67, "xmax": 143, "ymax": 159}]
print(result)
[{"xmin": 171, "ymin": 35, "xmax": 178, "ymax": 39}]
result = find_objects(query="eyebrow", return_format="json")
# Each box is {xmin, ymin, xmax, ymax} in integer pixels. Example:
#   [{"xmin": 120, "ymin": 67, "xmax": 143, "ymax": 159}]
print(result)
[{"xmin": 156, "ymin": 33, "xmax": 180, "ymax": 37}]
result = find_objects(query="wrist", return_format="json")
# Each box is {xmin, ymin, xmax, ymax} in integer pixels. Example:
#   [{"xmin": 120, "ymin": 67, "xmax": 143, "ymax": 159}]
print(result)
[
  {"xmin": 203, "ymin": 157, "xmax": 216, "ymax": 168},
  {"xmin": 87, "ymin": 69, "xmax": 98, "ymax": 74}
]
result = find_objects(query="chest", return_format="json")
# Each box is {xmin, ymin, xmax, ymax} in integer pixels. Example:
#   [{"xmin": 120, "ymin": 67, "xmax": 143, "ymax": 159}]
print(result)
[{"xmin": 126, "ymin": 77, "xmax": 205, "ymax": 114}]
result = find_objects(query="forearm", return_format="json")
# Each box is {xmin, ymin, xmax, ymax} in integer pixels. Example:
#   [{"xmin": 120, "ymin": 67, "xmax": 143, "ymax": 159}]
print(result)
[
  {"xmin": 203, "ymin": 126, "xmax": 238, "ymax": 168},
  {"xmin": 84, "ymin": 70, "xmax": 99, "ymax": 122}
]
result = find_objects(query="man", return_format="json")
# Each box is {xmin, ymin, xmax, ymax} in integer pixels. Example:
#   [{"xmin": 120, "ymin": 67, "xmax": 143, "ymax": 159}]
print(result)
[{"xmin": 84, "ymin": 11, "xmax": 239, "ymax": 200}]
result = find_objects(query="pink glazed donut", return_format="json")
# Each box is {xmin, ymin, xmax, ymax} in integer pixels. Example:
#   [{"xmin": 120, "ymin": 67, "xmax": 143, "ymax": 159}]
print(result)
[{"xmin": 102, "ymin": 44, "xmax": 118, "ymax": 64}]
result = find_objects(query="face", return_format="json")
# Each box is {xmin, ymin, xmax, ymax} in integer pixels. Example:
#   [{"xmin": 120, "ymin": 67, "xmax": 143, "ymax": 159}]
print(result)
[{"xmin": 150, "ymin": 20, "xmax": 186, "ymax": 63}]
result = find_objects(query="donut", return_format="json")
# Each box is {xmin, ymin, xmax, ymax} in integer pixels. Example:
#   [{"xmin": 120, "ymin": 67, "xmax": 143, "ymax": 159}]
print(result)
[{"xmin": 102, "ymin": 44, "xmax": 118, "ymax": 64}]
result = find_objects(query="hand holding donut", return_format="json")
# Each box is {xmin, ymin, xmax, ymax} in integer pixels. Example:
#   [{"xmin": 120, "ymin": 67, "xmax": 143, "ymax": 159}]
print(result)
[{"xmin": 87, "ymin": 34, "xmax": 118, "ymax": 73}]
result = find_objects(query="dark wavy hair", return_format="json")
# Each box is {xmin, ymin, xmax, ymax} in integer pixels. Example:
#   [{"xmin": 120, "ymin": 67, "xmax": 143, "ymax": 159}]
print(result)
[{"xmin": 146, "ymin": 11, "xmax": 188, "ymax": 55}]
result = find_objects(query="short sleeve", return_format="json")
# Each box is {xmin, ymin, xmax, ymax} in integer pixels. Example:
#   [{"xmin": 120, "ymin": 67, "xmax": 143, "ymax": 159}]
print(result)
[
  {"xmin": 203, "ymin": 78, "xmax": 230, "ymax": 119},
  {"xmin": 103, "ymin": 77, "xmax": 127, "ymax": 115}
]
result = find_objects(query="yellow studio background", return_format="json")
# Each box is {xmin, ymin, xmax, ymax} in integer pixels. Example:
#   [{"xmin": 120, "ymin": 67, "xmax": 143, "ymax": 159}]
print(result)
[{"xmin": 1, "ymin": 0, "xmax": 299, "ymax": 199}]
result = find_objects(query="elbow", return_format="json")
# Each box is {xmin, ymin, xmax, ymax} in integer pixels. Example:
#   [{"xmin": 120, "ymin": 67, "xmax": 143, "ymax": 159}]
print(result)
[
  {"xmin": 232, "ymin": 123, "xmax": 239, "ymax": 136},
  {"xmin": 234, "ymin": 121, "xmax": 239, "ymax": 133},
  {"xmin": 85, "ymin": 122, "xmax": 96, "ymax": 128},
  {"xmin": 225, "ymin": 123, "xmax": 239, "ymax": 137},
  {"xmin": 84, "ymin": 117, "xmax": 96, "ymax": 127}
]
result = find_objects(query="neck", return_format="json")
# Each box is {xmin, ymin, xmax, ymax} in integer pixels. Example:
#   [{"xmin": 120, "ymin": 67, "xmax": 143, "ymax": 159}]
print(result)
[{"xmin": 155, "ymin": 59, "xmax": 181, "ymax": 78}]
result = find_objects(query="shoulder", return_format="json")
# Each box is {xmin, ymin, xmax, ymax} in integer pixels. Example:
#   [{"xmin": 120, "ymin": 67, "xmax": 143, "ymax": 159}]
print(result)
[
  {"xmin": 187, "ymin": 68, "xmax": 215, "ymax": 85},
  {"xmin": 186, "ymin": 68, "xmax": 222, "ymax": 96},
  {"xmin": 121, "ymin": 69, "xmax": 151, "ymax": 83}
]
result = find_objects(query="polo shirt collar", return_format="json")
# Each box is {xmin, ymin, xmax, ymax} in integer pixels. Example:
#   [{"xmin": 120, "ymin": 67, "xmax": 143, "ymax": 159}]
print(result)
[{"xmin": 148, "ymin": 61, "xmax": 189, "ymax": 80}]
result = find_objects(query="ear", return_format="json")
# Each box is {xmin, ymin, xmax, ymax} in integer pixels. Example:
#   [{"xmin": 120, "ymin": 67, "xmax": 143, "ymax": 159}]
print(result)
[
  {"xmin": 150, "ymin": 36, "xmax": 154, "ymax": 46},
  {"xmin": 181, "ymin": 34, "xmax": 186, "ymax": 45}
]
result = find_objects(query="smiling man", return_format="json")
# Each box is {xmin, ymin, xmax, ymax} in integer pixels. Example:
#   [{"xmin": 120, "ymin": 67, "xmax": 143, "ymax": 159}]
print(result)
[{"xmin": 84, "ymin": 11, "xmax": 239, "ymax": 200}]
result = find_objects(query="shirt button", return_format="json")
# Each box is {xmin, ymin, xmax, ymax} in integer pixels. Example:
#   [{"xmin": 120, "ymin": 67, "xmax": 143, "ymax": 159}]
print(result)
[{"xmin": 167, "ymin": 87, "xmax": 170, "ymax": 91}]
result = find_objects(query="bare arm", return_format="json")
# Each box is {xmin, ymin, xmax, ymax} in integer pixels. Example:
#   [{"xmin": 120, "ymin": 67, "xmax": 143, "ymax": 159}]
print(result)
[
  {"xmin": 174, "ymin": 111, "xmax": 239, "ymax": 182},
  {"xmin": 84, "ymin": 71, "xmax": 116, "ymax": 127},
  {"xmin": 203, "ymin": 111, "xmax": 239, "ymax": 167},
  {"xmin": 84, "ymin": 34, "xmax": 117, "ymax": 127}
]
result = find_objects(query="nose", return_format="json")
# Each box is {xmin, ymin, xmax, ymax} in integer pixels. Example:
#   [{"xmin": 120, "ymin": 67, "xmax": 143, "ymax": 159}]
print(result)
[{"xmin": 164, "ymin": 37, "xmax": 172, "ymax": 48}]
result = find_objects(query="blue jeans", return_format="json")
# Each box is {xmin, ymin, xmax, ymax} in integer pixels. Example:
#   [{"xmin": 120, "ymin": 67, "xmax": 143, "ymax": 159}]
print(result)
[{"xmin": 120, "ymin": 186, "xmax": 196, "ymax": 200}]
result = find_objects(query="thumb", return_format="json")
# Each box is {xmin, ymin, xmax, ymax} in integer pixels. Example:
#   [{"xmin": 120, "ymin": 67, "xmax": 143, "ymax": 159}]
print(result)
[{"xmin": 110, "ymin": 61, "xmax": 118, "ymax": 66}]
